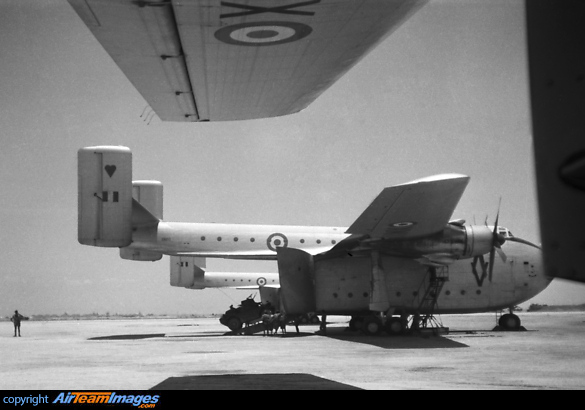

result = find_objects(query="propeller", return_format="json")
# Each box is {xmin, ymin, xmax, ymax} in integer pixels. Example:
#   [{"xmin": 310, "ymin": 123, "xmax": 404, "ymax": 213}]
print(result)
[{"xmin": 488, "ymin": 198, "xmax": 507, "ymax": 281}]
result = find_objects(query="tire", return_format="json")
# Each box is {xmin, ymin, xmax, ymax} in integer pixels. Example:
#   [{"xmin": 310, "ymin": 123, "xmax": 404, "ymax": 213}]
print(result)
[
  {"xmin": 362, "ymin": 316, "xmax": 382, "ymax": 335},
  {"xmin": 385, "ymin": 317, "xmax": 405, "ymax": 336},
  {"xmin": 349, "ymin": 316, "xmax": 364, "ymax": 332},
  {"xmin": 226, "ymin": 316, "xmax": 243, "ymax": 332},
  {"xmin": 499, "ymin": 314, "xmax": 521, "ymax": 330}
]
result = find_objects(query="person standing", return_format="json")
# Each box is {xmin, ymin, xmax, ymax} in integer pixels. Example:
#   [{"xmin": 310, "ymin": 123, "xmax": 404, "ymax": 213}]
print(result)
[{"xmin": 10, "ymin": 310, "xmax": 24, "ymax": 337}]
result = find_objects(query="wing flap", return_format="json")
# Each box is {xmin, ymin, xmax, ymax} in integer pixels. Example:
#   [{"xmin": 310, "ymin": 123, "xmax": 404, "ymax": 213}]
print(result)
[
  {"xmin": 346, "ymin": 174, "xmax": 470, "ymax": 240},
  {"xmin": 68, "ymin": 0, "xmax": 199, "ymax": 121}
]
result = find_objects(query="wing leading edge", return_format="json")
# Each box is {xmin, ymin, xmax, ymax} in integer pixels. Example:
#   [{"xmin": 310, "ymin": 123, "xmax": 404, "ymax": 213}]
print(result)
[
  {"xmin": 346, "ymin": 174, "xmax": 470, "ymax": 240},
  {"xmin": 68, "ymin": 0, "xmax": 428, "ymax": 122}
]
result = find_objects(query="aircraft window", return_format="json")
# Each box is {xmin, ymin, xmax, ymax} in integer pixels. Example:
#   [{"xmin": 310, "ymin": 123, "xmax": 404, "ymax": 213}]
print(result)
[
  {"xmin": 461, "ymin": 290, "xmax": 466, "ymax": 295},
  {"xmin": 234, "ymin": 237, "xmax": 238, "ymax": 242},
  {"xmin": 201, "ymin": 236, "xmax": 206, "ymax": 241},
  {"xmin": 102, "ymin": 191, "xmax": 109, "ymax": 202},
  {"xmin": 348, "ymin": 293, "xmax": 353, "ymax": 298},
  {"xmin": 445, "ymin": 291, "xmax": 451, "ymax": 296},
  {"xmin": 396, "ymin": 292, "xmax": 401, "ymax": 297},
  {"xmin": 300, "ymin": 239, "xmax": 305, "ymax": 244},
  {"xmin": 217, "ymin": 237, "xmax": 222, "ymax": 241},
  {"xmin": 113, "ymin": 192, "xmax": 119, "ymax": 202},
  {"xmin": 331, "ymin": 240, "xmax": 336, "ymax": 245},
  {"xmin": 476, "ymin": 290, "xmax": 481, "ymax": 295},
  {"xmin": 317, "ymin": 240, "xmax": 321, "ymax": 244},
  {"xmin": 333, "ymin": 293, "xmax": 338, "ymax": 298},
  {"xmin": 363, "ymin": 292, "xmax": 368, "ymax": 298},
  {"xmin": 250, "ymin": 238, "xmax": 255, "ymax": 242}
]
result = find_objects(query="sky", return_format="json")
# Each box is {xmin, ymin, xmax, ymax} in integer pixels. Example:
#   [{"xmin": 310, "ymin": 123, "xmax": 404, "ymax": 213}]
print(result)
[{"xmin": 1, "ymin": 0, "xmax": 584, "ymax": 316}]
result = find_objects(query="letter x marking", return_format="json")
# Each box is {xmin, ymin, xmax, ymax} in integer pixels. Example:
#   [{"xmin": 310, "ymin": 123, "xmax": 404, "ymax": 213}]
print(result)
[{"xmin": 220, "ymin": 0, "xmax": 321, "ymax": 19}]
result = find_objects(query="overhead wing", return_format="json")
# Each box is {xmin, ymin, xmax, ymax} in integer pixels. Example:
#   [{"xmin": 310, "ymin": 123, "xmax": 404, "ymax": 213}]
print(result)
[
  {"xmin": 67, "ymin": 0, "xmax": 427, "ymax": 122},
  {"xmin": 346, "ymin": 174, "xmax": 470, "ymax": 240},
  {"xmin": 526, "ymin": 0, "xmax": 585, "ymax": 282}
]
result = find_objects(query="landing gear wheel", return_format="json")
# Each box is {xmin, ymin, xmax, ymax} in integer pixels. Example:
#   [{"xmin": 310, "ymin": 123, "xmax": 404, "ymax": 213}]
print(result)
[
  {"xmin": 226, "ymin": 316, "xmax": 242, "ymax": 332},
  {"xmin": 349, "ymin": 316, "xmax": 364, "ymax": 332},
  {"xmin": 385, "ymin": 317, "xmax": 405, "ymax": 336},
  {"xmin": 499, "ymin": 314, "xmax": 521, "ymax": 331},
  {"xmin": 362, "ymin": 316, "xmax": 382, "ymax": 335}
]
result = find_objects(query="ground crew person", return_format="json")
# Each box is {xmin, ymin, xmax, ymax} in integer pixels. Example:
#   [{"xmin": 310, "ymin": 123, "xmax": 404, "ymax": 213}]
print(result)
[{"xmin": 10, "ymin": 310, "xmax": 24, "ymax": 337}]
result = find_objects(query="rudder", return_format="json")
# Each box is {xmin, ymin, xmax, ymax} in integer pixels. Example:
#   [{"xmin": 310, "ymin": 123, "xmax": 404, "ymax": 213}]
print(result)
[{"xmin": 78, "ymin": 146, "xmax": 133, "ymax": 247}]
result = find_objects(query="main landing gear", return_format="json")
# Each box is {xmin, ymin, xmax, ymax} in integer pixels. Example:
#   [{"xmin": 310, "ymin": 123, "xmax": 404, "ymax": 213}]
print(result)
[{"xmin": 349, "ymin": 315, "xmax": 409, "ymax": 336}]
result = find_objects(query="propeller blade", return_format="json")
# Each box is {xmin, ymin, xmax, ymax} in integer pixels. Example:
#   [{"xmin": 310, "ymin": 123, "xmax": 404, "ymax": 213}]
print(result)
[
  {"xmin": 488, "ymin": 245, "xmax": 496, "ymax": 282},
  {"xmin": 507, "ymin": 236, "xmax": 542, "ymax": 250},
  {"xmin": 489, "ymin": 197, "xmax": 502, "ymax": 281}
]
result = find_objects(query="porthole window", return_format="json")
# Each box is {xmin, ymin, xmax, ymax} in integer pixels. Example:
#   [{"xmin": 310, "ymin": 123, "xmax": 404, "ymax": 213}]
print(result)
[
  {"xmin": 332, "ymin": 240, "xmax": 337, "ymax": 244},
  {"xmin": 317, "ymin": 239, "xmax": 321, "ymax": 244},
  {"xmin": 234, "ymin": 237, "xmax": 239, "ymax": 242},
  {"xmin": 217, "ymin": 237, "xmax": 222, "ymax": 241},
  {"xmin": 348, "ymin": 293, "xmax": 353, "ymax": 298},
  {"xmin": 201, "ymin": 236, "xmax": 206, "ymax": 241},
  {"xmin": 333, "ymin": 293, "xmax": 338, "ymax": 298},
  {"xmin": 445, "ymin": 291, "xmax": 451, "ymax": 296},
  {"xmin": 461, "ymin": 290, "xmax": 466, "ymax": 296},
  {"xmin": 363, "ymin": 292, "xmax": 369, "ymax": 298},
  {"xmin": 396, "ymin": 292, "xmax": 402, "ymax": 297},
  {"xmin": 250, "ymin": 238, "xmax": 255, "ymax": 242},
  {"xmin": 300, "ymin": 239, "xmax": 305, "ymax": 244},
  {"xmin": 476, "ymin": 290, "xmax": 481, "ymax": 295}
]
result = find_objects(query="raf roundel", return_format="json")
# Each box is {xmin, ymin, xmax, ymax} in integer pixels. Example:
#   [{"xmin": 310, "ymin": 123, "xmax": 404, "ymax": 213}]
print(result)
[
  {"xmin": 266, "ymin": 233, "xmax": 289, "ymax": 252},
  {"xmin": 257, "ymin": 277, "xmax": 267, "ymax": 287},
  {"xmin": 215, "ymin": 22, "xmax": 313, "ymax": 46}
]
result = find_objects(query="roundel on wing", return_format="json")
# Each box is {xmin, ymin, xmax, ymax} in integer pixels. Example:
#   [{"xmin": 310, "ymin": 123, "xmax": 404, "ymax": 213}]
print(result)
[
  {"xmin": 267, "ymin": 233, "xmax": 289, "ymax": 252},
  {"xmin": 257, "ymin": 277, "xmax": 267, "ymax": 287},
  {"xmin": 390, "ymin": 221, "xmax": 416, "ymax": 228},
  {"xmin": 215, "ymin": 22, "xmax": 313, "ymax": 46}
]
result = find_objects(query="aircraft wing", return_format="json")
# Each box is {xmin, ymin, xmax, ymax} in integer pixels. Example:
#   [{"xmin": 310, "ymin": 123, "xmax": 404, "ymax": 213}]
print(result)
[
  {"xmin": 67, "ymin": 0, "xmax": 427, "ymax": 122},
  {"xmin": 526, "ymin": 1, "xmax": 585, "ymax": 283},
  {"xmin": 346, "ymin": 174, "xmax": 470, "ymax": 240}
]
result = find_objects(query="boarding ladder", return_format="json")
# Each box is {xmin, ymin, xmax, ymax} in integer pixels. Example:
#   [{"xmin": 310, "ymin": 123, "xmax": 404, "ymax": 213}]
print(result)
[{"xmin": 414, "ymin": 266, "xmax": 449, "ymax": 330}]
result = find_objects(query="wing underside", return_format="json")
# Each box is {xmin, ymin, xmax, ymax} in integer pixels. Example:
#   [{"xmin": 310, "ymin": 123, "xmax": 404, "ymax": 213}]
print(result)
[{"xmin": 67, "ymin": 0, "xmax": 427, "ymax": 122}]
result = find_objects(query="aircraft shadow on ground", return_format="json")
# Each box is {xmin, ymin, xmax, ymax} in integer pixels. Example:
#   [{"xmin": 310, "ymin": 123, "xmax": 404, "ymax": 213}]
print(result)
[
  {"xmin": 89, "ymin": 333, "xmax": 167, "ymax": 341},
  {"xmin": 88, "ymin": 331, "xmax": 317, "ymax": 341},
  {"xmin": 150, "ymin": 373, "xmax": 362, "ymax": 390},
  {"xmin": 322, "ymin": 327, "xmax": 469, "ymax": 349}
]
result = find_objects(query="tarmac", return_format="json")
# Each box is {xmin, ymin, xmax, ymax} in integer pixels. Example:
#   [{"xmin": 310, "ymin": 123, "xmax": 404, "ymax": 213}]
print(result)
[{"xmin": 1, "ymin": 312, "xmax": 585, "ymax": 390}]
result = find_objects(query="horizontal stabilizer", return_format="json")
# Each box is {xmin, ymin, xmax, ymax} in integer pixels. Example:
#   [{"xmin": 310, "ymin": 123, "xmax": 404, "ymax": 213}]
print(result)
[{"xmin": 132, "ymin": 199, "xmax": 160, "ymax": 228}]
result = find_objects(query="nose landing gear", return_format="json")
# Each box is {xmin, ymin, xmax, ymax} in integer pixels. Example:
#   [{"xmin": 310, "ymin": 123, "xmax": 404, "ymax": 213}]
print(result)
[{"xmin": 494, "ymin": 308, "xmax": 526, "ymax": 331}]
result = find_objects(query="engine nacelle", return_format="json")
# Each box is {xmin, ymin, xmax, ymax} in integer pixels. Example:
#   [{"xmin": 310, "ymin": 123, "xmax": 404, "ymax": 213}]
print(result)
[
  {"xmin": 78, "ymin": 146, "xmax": 133, "ymax": 248},
  {"xmin": 463, "ymin": 225, "xmax": 494, "ymax": 258}
]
